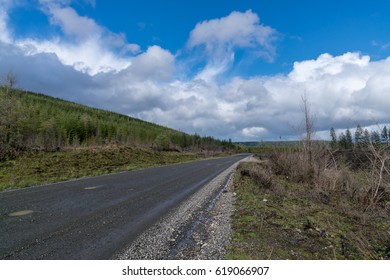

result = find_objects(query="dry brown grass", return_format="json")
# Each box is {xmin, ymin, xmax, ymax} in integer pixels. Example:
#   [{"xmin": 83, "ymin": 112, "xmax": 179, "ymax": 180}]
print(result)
[
  {"xmin": 269, "ymin": 143, "xmax": 390, "ymax": 211},
  {"xmin": 239, "ymin": 161, "xmax": 277, "ymax": 190}
]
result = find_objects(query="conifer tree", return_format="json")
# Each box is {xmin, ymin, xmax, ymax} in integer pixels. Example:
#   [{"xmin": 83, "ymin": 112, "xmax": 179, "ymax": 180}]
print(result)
[
  {"xmin": 363, "ymin": 129, "xmax": 370, "ymax": 147},
  {"xmin": 371, "ymin": 131, "xmax": 381, "ymax": 147},
  {"xmin": 339, "ymin": 132, "xmax": 347, "ymax": 149},
  {"xmin": 355, "ymin": 124, "xmax": 363, "ymax": 147},
  {"xmin": 381, "ymin": 126, "xmax": 389, "ymax": 145}
]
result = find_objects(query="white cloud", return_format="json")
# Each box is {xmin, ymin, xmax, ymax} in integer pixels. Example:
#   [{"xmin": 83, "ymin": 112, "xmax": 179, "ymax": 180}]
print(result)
[
  {"xmin": 46, "ymin": 5, "xmax": 102, "ymax": 39},
  {"xmin": 16, "ymin": 37, "xmax": 132, "ymax": 74},
  {"xmin": 185, "ymin": 10, "xmax": 278, "ymax": 83},
  {"xmin": 0, "ymin": 0, "xmax": 16, "ymax": 43},
  {"xmin": 242, "ymin": 127, "xmax": 267, "ymax": 138},
  {"xmin": 187, "ymin": 10, "xmax": 278, "ymax": 61},
  {"xmin": 0, "ymin": 10, "xmax": 11, "ymax": 43},
  {"xmin": 289, "ymin": 52, "xmax": 370, "ymax": 83},
  {"xmin": 0, "ymin": 1, "xmax": 139, "ymax": 75},
  {"xmin": 127, "ymin": 45, "xmax": 175, "ymax": 81},
  {"xmin": 193, "ymin": 56, "xmax": 233, "ymax": 83},
  {"xmin": 120, "ymin": 43, "xmax": 141, "ymax": 55}
]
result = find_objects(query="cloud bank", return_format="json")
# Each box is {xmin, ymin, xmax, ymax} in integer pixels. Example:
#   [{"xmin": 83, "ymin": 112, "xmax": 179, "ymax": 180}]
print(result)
[{"xmin": 1, "ymin": 2, "xmax": 389, "ymax": 141}]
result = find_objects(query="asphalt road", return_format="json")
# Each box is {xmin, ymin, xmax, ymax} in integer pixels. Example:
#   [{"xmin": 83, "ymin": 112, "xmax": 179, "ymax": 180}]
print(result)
[{"xmin": 0, "ymin": 154, "xmax": 248, "ymax": 259}]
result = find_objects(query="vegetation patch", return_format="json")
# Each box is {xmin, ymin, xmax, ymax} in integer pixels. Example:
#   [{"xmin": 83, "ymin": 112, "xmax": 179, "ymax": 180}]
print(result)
[{"xmin": 228, "ymin": 159, "xmax": 390, "ymax": 260}]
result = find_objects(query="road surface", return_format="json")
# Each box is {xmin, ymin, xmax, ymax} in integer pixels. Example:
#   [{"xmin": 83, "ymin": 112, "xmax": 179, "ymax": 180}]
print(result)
[{"xmin": 0, "ymin": 154, "xmax": 248, "ymax": 259}]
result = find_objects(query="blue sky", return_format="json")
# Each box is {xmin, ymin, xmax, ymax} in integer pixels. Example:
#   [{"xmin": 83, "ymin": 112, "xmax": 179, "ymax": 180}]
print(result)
[{"xmin": 1, "ymin": 0, "xmax": 390, "ymax": 141}]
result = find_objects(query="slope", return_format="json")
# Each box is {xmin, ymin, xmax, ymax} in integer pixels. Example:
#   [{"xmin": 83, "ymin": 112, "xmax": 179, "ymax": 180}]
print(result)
[{"xmin": 0, "ymin": 86, "xmax": 237, "ymax": 190}]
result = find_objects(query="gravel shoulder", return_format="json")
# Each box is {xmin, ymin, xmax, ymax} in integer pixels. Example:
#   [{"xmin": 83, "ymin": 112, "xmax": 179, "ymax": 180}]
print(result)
[{"xmin": 114, "ymin": 156, "xmax": 250, "ymax": 260}]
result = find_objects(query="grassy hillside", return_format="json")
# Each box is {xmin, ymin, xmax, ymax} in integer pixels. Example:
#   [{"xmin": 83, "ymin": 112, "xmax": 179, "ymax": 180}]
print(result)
[
  {"xmin": 0, "ymin": 86, "xmax": 237, "ymax": 190},
  {"xmin": 0, "ymin": 86, "xmax": 235, "ymax": 160}
]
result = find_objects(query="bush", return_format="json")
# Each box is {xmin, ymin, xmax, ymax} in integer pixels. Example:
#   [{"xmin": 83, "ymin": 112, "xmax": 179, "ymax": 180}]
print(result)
[
  {"xmin": 239, "ymin": 162, "xmax": 277, "ymax": 190},
  {"xmin": 270, "ymin": 150, "xmax": 315, "ymax": 183}
]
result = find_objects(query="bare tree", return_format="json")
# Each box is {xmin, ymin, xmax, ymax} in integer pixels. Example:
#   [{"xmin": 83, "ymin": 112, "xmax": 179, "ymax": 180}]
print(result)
[
  {"xmin": 301, "ymin": 93, "xmax": 315, "ymax": 168},
  {"xmin": 5, "ymin": 71, "xmax": 17, "ymax": 94},
  {"xmin": 365, "ymin": 138, "xmax": 390, "ymax": 210}
]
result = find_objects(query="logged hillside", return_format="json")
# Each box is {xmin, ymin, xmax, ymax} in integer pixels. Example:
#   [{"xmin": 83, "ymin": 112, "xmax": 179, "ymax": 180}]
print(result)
[{"xmin": 0, "ymin": 86, "xmax": 235, "ymax": 160}]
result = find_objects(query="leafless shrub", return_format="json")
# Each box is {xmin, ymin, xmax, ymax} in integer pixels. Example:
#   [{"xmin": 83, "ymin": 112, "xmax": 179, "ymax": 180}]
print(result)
[
  {"xmin": 363, "ymin": 143, "xmax": 390, "ymax": 210},
  {"xmin": 280, "ymin": 93, "xmax": 318, "ymax": 183},
  {"xmin": 315, "ymin": 167, "xmax": 342, "ymax": 194},
  {"xmin": 4, "ymin": 71, "xmax": 17, "ymax": 95},
  {"xmin": 239, "ymin": 162, "xmax": 277, "ymax": 190},
  {"xmin": 270, "ymin": 149, "xmax": 315, "ymax": 183},
  {"xmin": 250, "ymin": 165, "xmax": 277, "ymax": 189},
  {"xmin": 269, "ymin": 141, "xmax": 390, "ymax": 211},
  {"xmin": 301, "ymin": 93, "xmax": 315, "ymax": 169}
]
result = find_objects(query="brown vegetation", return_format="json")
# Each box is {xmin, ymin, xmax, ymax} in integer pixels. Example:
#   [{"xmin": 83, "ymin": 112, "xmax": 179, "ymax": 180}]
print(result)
[
  {"xmin": 270, "ymin": 143, "xmax": 390, "ymax": 211},
  {"xmin": 229, "ymin": 148, "xmax": 390, "ymax": 259}
]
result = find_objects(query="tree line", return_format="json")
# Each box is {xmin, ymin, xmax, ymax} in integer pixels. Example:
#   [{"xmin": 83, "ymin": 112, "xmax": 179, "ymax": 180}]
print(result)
[
  {"xmin": 330, "ymin": 125, "xmax": 389, "ymax": 149},
  {"xmin": 0, "ymin": 86, "xmax": 236, "ymax": 160}
]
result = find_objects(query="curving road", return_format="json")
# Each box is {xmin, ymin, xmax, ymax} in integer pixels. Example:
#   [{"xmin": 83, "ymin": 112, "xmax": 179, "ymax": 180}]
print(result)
[{"xmin": 0, "ymin": 154, "xmax": 248, "ymax": 259}]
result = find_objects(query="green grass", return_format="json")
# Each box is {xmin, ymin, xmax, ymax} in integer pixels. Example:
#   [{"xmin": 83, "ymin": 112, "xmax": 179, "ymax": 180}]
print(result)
[
  {"xmin": 0, "ymin": 145, "xmax": 214, "ymax": 191},
  {"xmin": 227, "ymin": 161, "xmax": 390, "ymax": 260}
]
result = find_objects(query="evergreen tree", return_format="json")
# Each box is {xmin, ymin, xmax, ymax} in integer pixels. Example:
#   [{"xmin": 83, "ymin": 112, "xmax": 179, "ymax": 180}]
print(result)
[
  {"xmin": 381, "ymin": 126, "xmax": 389, "ymax": 145},
  {"xmin": 363, "ymin": 129, "xmax": 370, "ymax": 147},
  {"xmin": 371, "ymin": 131, "xmax": 381, "ymax": 147},
  {"xmin": 339, "ymin": 132, "xmax": 347, "ymax": 149},
  {"xmin": 345, "ymin": 129, "xmax": 353, "ymax": 149},
  {"xmin": 355, "ymin": 124, "xmax": 363, "ymax": 147}
]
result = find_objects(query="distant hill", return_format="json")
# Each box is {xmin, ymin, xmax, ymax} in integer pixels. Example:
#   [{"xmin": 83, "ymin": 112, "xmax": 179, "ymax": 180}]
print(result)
[
  {"xmin": 234, "ymin": 142, "xmax": 260, "ymax": 147},
  {"xmin": 0, "ymin": 86, "xmax": 235, "ymax": 160},
  {"xmin": 236, "ymin": 141, "xmax": 301, "ymax": 147},
  {"xmin": 234, "ymin": 140, "xmax": 329, "ymax": 147}
]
